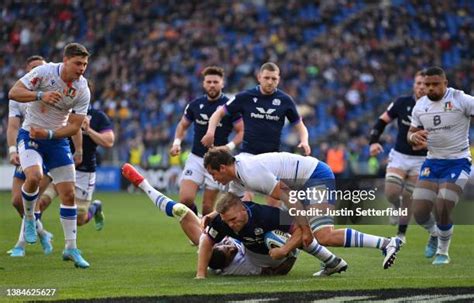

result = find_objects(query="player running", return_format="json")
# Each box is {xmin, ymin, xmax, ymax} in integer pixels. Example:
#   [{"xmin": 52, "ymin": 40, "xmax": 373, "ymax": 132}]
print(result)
[
  {"xmin": 7, "ymin": 55, "xmax": 53, "ymax": 257},
  {"xmin": 408, "ymin": 66, "xmax": 474, "ymax": 265},
  {"xmin": 170, "ymin": 66, "xmax": 243, "ymax": 216},
  {"xmin": 369, "ymin": 70, "xmax": 427, "ymax": 242},
  {"xmin": 38, "ymin": 102, "xmax": 114, "ymax": 231},
  {"xmin": 8, "ymin": 43, "xmax": 91, "ymax": 268}
]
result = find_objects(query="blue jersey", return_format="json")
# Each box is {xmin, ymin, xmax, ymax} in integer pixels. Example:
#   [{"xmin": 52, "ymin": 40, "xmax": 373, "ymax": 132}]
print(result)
[
  {"xmin": 184, "ymin": 94, "xmax": 241, "ymax": 157},
  {"xmin": 224, "ymin": 86, "xmax": 301, "ymax": 155},
  {"xmin": 205, "ymin": 202, "xmax": 293, "ymax": 255},
  {"xmin": 386, "ymin": 95, "xmax": 427, "ymax": 156},
  {"xmin": 71, "ymin": 108, "xmax": 113, "ymax": 172}
]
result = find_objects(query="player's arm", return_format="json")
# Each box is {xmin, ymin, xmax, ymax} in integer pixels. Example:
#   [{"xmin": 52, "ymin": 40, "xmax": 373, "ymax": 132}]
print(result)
[
  {"xmin": 82, "ymin": 117, "xmax": 115, "ymax": 148},
  {"xmin": 70, "ymin": 126, "xmax": 83, "ymax": 166},
  {"xmin": 269, "ymin": 181, "xmax": 312, "ymax": 246},
  {"xmin": 196, "ymin": 234, "xmax": 215, "ymax": 279},
  {"xmin": 407, "ymin": 126, "xmax": 428, "ymax": 150},
  {"xmin": 8, "ymin": 81, "xmax": 62, "ymax": 105},
  {"xmin": 30, "ymin": 113, "xmax": 85, "ymax": 140},
  {"xmin": 225, "ymin": 119, "xmax": 244, "ymax": 151},
  {"xmin": 7, "ymin": 116, "xmax": 21, "ymax": 165},
  {"xmin": 293, "ymin": 120, "xmax": 311, "ymax": 156},
  {"xmin": 369, "ymin": 112, "xmax": 393, "ymax": 156},
  {"xmin": 201, "ymin": 106, "xmax": 226, "ymax": 148},
  {"xmin": 269, "ymin": 226, "xmax": 302, "ymax": 260},
  {"xmin": 170, "ymin": 117, "xmax": 191, "ymax": 156}
]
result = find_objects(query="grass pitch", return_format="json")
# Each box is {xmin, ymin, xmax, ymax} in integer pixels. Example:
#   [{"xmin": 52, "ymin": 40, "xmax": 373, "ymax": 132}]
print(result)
[{"xmin": 0, "ymin": 191, "xmax": 473, "ymax": 301}]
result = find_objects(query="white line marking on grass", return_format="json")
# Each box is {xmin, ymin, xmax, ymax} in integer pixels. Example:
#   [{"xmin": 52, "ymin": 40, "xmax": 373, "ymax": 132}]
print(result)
[{"xmin": 311, "ymin": 296, "xmax": 375, "ymax": 302}]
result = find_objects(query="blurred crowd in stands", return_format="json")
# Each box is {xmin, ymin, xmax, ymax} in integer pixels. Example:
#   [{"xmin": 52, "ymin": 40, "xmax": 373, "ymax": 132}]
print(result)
[{"xmin": 1, "ymin": 0, "xmax": 473, "ymax": 176}]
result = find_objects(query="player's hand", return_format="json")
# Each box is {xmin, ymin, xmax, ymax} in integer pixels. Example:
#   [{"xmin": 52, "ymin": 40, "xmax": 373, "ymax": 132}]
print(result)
[
  {"xmin": 269, "ymin": 247, "xmax": 288, "ymax": 260},
  {"xmin": 201, "ymin": 132, "xmax": 215, "ymax": 148},
  {"xmin": 81, "ymin": 117, "xmax": 91, "ymax": 133},
  {"xmin": 369, "ymin": 143, "xmax": 384, "ymax": 156},
  {"xmin": 9, "ymin": 151, "xmax": 20, "ymax": 166},
  {"xmin": 200, "ymin": 212, "xmax": 218, "ymax": 229},
  {"xmin": 41, "ymin": 91, "xmax": 62, "ymax": 105},
  {"xmin": 298, "ymin": 141, "xmax": 311, "ymax": 156},
  {"xmin": 29, "ymin": 126, "xmax": 48, "ymax": 139},
  {"xmin": 410, "ymin": 130, "xmax": 428, "ymax": 149},
  {"xmin": 73, "ymin": 151, "xmax": 83, "ymax": 166},
  {"xmin": 169, "ymin": 144, "xmax": 181, "ymax": 156}
]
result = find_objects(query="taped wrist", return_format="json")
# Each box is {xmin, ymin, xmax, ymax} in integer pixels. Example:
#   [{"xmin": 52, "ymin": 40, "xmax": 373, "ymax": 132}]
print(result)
[{"xmin": 369, "ymin": 119, "xmax": 388, "ymax": 144}]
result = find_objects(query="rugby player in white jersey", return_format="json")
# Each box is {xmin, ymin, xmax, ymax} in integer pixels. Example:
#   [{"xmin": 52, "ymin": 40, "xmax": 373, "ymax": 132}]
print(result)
[
  {"xmin": 6, "ymin": 56, "xmax": 55, "ymax": 257},
  {"xmin": 408, "ymin": 66, "xmax": 474, "ymax": 265},
  {"xmin": 203, "ymin": 148, "xmax": 403, "ymax": 269},
  {"xmin": 8, "ymin": 43, "xmax": 91, "ymax": 268},
  {"xmin": 121, "ymin": 163, "xmax": 296, "ymax": 276}
]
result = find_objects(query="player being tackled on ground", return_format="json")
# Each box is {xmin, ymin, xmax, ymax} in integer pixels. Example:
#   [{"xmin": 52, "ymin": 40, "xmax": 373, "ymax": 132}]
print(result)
[
  {"xmin": 204, "ymin": 148, "xmax": 403, "ymax": 269},
  {"xmin": 122, "ymin": 163, "xmax": 298, "ymax": 277},
  {"xmin": 408, "ymin": 66, "xmax": 474, "ymax": 265},
  {"xmin": 8, "ymin": 43, "xmax": 91, "ymax": 268},
  {"xmin": 196, "ymin": 192, "xmax": 348, "ymax": 279}
]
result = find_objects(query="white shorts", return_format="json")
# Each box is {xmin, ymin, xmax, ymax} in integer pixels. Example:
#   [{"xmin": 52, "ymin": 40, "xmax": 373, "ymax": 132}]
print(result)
[
  {"xmin": 181, "ymin": 153, "xmax": 219, "ymax": 190},
  {"xmin": 75, "ymin": 171, "xmax": 96, "ymax": 201},
  {"xmin": 387, "ymin": 149, "xmax": 425, "ymax": 176}
]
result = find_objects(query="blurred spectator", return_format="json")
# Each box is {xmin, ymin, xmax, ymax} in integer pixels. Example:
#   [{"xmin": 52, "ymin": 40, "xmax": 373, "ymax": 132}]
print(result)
[{"xmin": 0, "ymin": 0, "xmax": 472, "ymax": 174}]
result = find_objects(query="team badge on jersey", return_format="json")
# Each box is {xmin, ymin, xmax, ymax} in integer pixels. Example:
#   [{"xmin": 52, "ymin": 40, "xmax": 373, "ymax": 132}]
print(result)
[
  {"xmin": 444, "ymin": 101, "xmax": 453, "ymax": 111},
  {"xmin": 253, "ymin": 97, "xmax": 258, "ymax": 103},
  {"xmin": 272, "ymin": 98, "xmax": 281, "ymax": 106},
  {"xmin": 199, "ymin": 104, "xmax": 204, "ymax": 109},
  {"xmin": 421, "ymin": 167, "xmax": 431, "ymax": 177},
  {"xmin": 254, "ymin": 228, "xmax": 264, "ymax": 236},
  {"xmin": 184, "ymin": 169, "xmax": 193, "ymax": 176},
  {"xmin": 64, "ymin": 86, "xmax": 77, "ymax": 98},
  {"xmin": 30, "ymin": 77, "xmax": 41, "ymax": 87}
]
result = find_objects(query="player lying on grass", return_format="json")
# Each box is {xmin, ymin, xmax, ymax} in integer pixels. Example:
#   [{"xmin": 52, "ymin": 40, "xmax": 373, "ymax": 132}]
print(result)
[
  {"xmin": 122, "ymin": 163, "xmax": 296, "ymax": 276},
  {"xmin": 204, "ymin": 148, "xmax": 403, "ymax": 269},
  {"xmin": 196, "ymin": 192, "xmax": 348, "ymax": 279}
]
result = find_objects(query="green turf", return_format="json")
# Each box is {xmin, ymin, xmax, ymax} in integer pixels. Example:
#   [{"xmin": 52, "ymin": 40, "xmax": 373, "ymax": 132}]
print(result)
[{"xmin": 1, "ymin": 191, "xmax": 473, "ymax": 301}]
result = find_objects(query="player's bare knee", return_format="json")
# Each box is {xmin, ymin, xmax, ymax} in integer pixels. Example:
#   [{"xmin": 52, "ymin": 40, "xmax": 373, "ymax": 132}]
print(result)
[
  {"xmin": 25, "ymin": 172, "xmax": 43, "ymax": 188},
  {"xmin": 60, "ymin": 190, "xmax": 76, "ymax": 205}
]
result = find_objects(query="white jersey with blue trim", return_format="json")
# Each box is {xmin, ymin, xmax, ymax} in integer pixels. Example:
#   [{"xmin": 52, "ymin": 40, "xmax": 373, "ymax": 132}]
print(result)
[
  {"xmin": 211, "ymin": 237, "xmax": 262, "ymax": 276},
  {"xmin": 19, "ymin": 62, "xmax": 90, "ymax": 131},
  {"xmin": 229, "ymin": 152, "xmax": 319, "ymax": 197},
  {"xmin": 8, "ymin": 100, "xmax": 28, "ymax": 118},
  {"xmin": 411, "ymin": 87, "xmax": 474, "ymax": 160}
]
